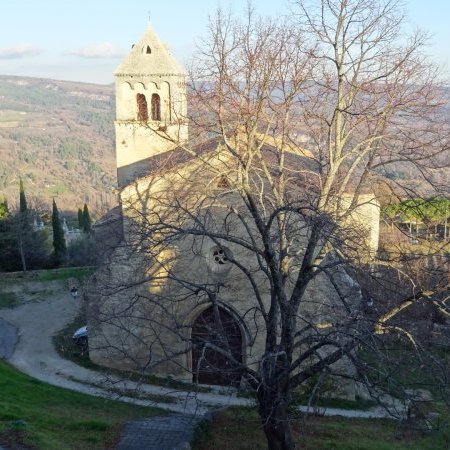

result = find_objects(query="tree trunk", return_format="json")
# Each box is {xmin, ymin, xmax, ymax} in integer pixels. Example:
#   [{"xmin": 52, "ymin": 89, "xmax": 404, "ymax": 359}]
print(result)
[{"xmin": 258, "ymin": 390, "xmax": 295, "ymax": 450}]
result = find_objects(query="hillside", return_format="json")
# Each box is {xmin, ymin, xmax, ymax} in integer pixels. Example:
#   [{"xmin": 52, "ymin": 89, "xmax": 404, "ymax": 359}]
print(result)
[
  {"xmin": 0, "ymin": 75, "xmax": 447, "ymax": 218},
  {"xmin": 0, "ymin": 75, "xmax": 117, "ymax": 216}
]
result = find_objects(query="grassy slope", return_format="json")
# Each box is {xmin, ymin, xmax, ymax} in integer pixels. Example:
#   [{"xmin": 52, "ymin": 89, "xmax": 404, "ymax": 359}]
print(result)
[
  {"xmin": 0, "ymin": 361, "xmax": 163, "ymax": 449},
  {"xmin": 194, "ymin": 407, "xmax": 450, "ymax": 450}
]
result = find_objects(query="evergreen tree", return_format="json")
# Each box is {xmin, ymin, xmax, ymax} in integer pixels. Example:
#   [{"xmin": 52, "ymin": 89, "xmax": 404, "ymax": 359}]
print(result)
[
  {"xmin": 0, "ymin": 213, "xmax": 20, "ymax": 271},
  {"xmin": 0, "ymin": 188, "xmax": 52, "ymax": 272},
  {"xmin": 77, "ymin": 207, "xmax": 84, "ymax": 229},
  {"xmin": 19, "ymin": 178, "xmax": 27, "ymax": 213},
  {"xmin": 52, "ymin": 199, "xmax": 67, "ymax": 264},
  {"xmin": 0, "ymin": 195, "xmax": 18, "ymax": 271},
  {"xmin": 82, "ymin": 203, "xmax": 92, "ymax": 233},
  {"xmin": 0, "ymin": 196, "xmax": 8, "ymax": 219},
  {"xmin": 16, "ymin": 179, "xmax": 32, "ymax": 271}
]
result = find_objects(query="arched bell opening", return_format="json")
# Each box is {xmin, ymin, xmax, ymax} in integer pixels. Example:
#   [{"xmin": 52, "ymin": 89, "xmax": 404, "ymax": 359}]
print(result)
[
  {"xmin": 151, "ymin": 93, "xmax": 161, "ymax": 121},
  {"xmin": 136, "ymin": 93, "xmax": 148, "ymax": 121}
]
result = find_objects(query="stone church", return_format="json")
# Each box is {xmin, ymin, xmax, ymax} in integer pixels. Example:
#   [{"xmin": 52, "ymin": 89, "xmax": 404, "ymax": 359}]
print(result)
[{"xmin": 86, "ymin": 25, "xmax": 380, "ymax": 389}]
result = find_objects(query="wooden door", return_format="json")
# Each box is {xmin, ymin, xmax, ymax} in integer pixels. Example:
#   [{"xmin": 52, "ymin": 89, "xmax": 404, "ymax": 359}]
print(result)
[{"xmin": 192, "ymin": 306, "xmax": 243, "ymax": 386}]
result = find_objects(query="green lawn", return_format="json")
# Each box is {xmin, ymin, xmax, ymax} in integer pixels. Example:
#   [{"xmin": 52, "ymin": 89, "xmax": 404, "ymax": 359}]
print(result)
[
  {"xmin": 33, "ymin": 267, "xmax": 95, "ymax": 282},
  {"xmin": 0, "ymin": 267, "xmax": 95, "ymax": 286},
  {"xmin": 194, "ymin": 407, "xmax": 450, "ymax": 450},
  {"xmin": 0, "ymin": 361, "xmax": 164, "ymax": 449}
]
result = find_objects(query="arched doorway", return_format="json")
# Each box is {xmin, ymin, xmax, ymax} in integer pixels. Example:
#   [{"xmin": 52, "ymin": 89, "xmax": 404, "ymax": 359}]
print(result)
[{"xmin": 191, "ymin": 306, "xmax": 243, "ymax": 386}]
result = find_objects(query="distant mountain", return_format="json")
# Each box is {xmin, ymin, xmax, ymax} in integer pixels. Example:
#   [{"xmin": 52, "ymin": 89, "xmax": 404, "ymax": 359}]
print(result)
[{"xmin": 0, "ymin": 75, "xmax": 117, "ymax": 216}]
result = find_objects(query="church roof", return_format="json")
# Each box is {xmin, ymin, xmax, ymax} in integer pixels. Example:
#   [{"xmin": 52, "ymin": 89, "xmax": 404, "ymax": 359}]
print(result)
[
  {"xmin": 119, "ymin": 136, "xmax": 320, "ymax": 190},
  {"xmin": 115, "ymin": 25, "xmax": 185, "ymax": 77},
  {"xmin": 121, "ymin": 136, "xmax": 376, "ymax": 197}
]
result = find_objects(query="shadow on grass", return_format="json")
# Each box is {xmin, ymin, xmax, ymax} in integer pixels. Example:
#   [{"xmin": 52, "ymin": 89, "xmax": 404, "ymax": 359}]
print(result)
[{"xmin": 193, "ymin": 406, "xmax": 450, "ymax": 450}]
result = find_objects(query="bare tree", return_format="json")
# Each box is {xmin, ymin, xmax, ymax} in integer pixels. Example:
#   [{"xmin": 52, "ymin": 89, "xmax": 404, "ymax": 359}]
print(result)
[{"xmin": 87, "ymin": 2, "xmax": 449, "ymax": 449}]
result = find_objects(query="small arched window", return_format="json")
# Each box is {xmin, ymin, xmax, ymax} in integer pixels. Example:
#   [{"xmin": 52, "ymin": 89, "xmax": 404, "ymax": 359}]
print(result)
[
  {"xmin": 151, "ymin": 94, "xmax": 161, "ymax": 121},
  {"xmin": 136, "ymin": 93, "xmax": 148, "ymax": 121},
  {"xmin": 146, "ymin": 45, "xmax": 151, "ymax": 54}
]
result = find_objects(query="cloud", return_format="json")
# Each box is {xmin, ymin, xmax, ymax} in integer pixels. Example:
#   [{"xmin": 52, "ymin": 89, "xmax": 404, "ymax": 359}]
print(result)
[
  {"xmin": 0, "ymin": 43, "xmax": 43, "ymax": 59},
  {"xmin": 64, "ymin": 42, "xmax": 126, "ymax": 59}
]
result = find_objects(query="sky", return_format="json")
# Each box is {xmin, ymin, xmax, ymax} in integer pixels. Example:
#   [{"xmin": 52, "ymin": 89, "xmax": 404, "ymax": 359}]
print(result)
[{"xmin": 0, "ymin": 0, "xmax": 449, "ymax": 85}]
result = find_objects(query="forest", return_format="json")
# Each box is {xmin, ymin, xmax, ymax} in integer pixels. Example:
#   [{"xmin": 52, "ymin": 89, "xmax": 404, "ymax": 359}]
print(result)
[{"xmin": 0, "ymin": 75, "xmax": 117, "ymax": 214}]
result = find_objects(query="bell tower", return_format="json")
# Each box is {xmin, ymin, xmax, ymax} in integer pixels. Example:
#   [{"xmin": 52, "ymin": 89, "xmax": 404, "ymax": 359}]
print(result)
[{"xmin": 114, "ymin": 25, "xmax": 188, "ymax": 187}]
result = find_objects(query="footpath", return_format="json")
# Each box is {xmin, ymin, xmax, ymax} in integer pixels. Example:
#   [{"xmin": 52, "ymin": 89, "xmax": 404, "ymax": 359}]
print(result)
[{"xmin": 0, "ymin": 286, "xmax": 402, "ymax": 449}]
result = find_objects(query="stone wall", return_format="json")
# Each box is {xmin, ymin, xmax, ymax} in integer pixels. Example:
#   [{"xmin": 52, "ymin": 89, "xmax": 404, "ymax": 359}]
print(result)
[{"xmin": 87, "ymin": 155, "xmax": 373, "ymax": 389}]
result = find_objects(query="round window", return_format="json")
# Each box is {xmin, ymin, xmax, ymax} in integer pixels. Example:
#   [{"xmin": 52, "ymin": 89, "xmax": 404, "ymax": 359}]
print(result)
[
  {"xmin": 207, "ymin": 245, "xmax": 233, "ymax": 277},
  {"xmin": 212, "ymin": 248, "xmax": 228, "ymax": 265}
]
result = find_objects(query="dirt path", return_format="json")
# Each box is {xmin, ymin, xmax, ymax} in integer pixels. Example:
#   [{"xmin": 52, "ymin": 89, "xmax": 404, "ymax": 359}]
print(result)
[{"xmin": 0, "ymin": 289, "xmax": 79, "ymax": 379}]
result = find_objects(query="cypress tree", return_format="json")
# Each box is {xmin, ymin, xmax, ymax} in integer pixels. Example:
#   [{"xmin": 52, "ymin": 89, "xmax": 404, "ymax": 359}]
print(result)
[
  {"xmin": 19, "ymin": 178, "xmax": 27, "ymax": 213},
  {"xmin": 77, "ymin": 207, "xmax": 84, "ymax": 229},
  {"xmin": 17, "ymin": 178, "xmax": 31, "ymax": 271},
  {"xmin": 52, "ymin": 199, "xmax": 67, "ymax": 264},
  {"xmin": 82, "ymin": 203, "xmax": 92, "ymax": 233}
]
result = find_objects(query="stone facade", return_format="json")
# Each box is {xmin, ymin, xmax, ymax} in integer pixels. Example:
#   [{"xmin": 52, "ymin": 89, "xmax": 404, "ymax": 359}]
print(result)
[{"xmin": 86, "ymin": 26, "xmax": 381, "ymax": 390}]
